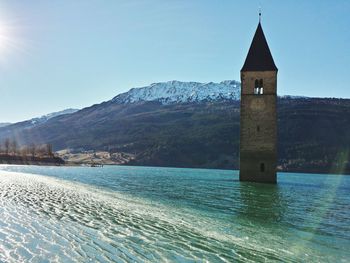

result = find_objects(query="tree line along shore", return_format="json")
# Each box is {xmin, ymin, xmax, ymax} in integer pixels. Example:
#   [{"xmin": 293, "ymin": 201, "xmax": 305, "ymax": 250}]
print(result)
[{"xmin": 0, "ymin": 139, "xmax": 64, "ymax": 165}]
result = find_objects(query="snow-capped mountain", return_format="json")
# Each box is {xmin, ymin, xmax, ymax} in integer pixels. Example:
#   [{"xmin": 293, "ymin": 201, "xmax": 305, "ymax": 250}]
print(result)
[
  {"xmin": 30, "ymin": 108, "xmax": 79, "ymax": 125},
  {"xmin": 112, "ymin": 80, "xmax": 241, "ymax": 104},
  {"xmin": 0, "ymin": 108, "xmax": 80, "ymax": 139}
]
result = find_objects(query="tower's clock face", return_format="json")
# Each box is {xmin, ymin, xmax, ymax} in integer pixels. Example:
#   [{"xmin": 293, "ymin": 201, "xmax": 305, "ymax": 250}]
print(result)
[{"xmin": 250, "ymin": 99, "xmax": 266, "ymax": 111}]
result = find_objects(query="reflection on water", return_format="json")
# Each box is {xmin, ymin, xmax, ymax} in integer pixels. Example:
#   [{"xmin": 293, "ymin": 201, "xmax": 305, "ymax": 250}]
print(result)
[
  {"xmin": 0, "ymin": 165, "xmax": 348, "ymax": 262},
  {"xmin": 238, "ymin": 183, "xmax": 285, "ymax": 224}
]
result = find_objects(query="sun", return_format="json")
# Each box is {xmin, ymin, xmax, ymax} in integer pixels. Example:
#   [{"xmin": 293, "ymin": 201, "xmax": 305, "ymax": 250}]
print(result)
[
  {"xmin": 0, "ymin": 24, "xmax": 5, "ymax": 50},
  {"xmin": 0, "ymin": 20, "xmax": 28, "ymax": 60},
  {"xmin": 0, "ymin": 18, "xmax": 25, "ymax": 62},
  {"xmin": 0, "ymin": 21, "xmax": 12, "ymax": 55},
  {"xmin": 0, "ymin": 25, "xmax": 8, "ymax": 50}
]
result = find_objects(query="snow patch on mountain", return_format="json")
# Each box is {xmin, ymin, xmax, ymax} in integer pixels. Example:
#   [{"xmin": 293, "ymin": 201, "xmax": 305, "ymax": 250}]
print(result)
[
  {"xmin": 30, "ymin": 108, "xmax": 79, "ymax": 125},
  {"xmin": 112, "ymin": 80, "xmax": 241, "ymax": 104},
  {"xmin": 0, "ymin": 123, "xmax": 11, "ymax": 128}
]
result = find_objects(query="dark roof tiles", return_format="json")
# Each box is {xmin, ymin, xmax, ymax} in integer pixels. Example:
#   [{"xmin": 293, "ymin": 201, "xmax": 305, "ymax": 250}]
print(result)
[{"xmin": 241, "ymin": 22, "xmax": 277, "ymax": 72}]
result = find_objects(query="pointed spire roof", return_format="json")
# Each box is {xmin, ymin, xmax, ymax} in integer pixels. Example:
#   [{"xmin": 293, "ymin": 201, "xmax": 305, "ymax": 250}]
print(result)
[{"xmin": 241, "ymin": 22, "xmax": 278, "ymax": 72}]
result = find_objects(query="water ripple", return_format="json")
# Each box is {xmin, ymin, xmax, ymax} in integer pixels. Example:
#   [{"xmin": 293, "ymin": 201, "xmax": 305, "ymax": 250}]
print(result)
[{"xmin": 0, "ymin": 169, "xmax": 348, "ymax": 262}]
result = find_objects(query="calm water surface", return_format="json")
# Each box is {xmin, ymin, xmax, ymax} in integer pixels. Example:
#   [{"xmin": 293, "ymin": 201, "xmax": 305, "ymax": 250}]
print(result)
[{"xmin": 0, "ymin": 165, "xmax": 349, "ymax": 262}]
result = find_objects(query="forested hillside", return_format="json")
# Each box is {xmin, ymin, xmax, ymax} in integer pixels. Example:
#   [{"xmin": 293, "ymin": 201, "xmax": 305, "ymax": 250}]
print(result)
[{"xmin": 0, "ymin": 97, "xmax": 349, "ymax": 174}]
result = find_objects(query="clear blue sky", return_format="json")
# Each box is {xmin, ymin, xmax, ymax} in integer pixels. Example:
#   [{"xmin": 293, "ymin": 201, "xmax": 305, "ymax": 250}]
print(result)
[{"xmin": 0, "ymin": 0, "xmax": 349, "ymax": 122}]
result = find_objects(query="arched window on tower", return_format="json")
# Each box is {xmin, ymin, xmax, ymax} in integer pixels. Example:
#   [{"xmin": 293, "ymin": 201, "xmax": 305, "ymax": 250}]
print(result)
[
  {"xmin": 254, "ymin": 79, "xmax": 264, "ymax": 95},
  {"xmin": 259, "ymin": 79, "xmax": 264, "ymax": 94},
  {"xmin": 254, "ymin": 79, "xmax": 259, "ymax": 94}
]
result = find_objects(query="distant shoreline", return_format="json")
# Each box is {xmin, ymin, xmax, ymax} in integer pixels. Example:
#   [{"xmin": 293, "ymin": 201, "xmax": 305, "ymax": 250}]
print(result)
[
  {"xmin": 0, "ymin": 154, "xmax": 65, "ymax": 166},
  {"xmin": 0, "ymin": 159, "xmax": 348, "ymax": 176}
]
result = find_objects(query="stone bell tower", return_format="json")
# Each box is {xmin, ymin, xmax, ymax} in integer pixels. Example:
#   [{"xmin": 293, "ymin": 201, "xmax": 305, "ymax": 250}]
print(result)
[{"xmin": 239, "ymin": 15, "xmax": 278, "ymax": 183}]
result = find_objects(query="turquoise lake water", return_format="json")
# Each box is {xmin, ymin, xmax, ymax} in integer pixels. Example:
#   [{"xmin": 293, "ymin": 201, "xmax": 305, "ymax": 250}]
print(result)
[{"xmin": 0, "ymin": 165, "xmax": 349, "ymax": 262}]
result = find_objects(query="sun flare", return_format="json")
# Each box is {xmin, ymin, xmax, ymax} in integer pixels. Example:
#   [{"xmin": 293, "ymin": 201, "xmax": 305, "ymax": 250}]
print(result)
[
  {"xmin": 0, "ymin": 23, "xmax": 16, "ymax": 59},
  {"xmin": 0, "ymin": 18, "xmax": 27, "ymax": 64},
  {"xmin": 0, "ymin": 24, "xmax": 9, "ymax": 51}
]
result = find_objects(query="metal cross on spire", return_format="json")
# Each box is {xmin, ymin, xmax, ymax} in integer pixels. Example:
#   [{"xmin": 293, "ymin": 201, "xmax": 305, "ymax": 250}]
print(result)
[{"xmin": 259, "ymin": 7, "xmax": 262, "ymax": 23}]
